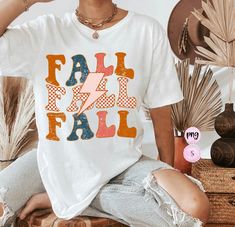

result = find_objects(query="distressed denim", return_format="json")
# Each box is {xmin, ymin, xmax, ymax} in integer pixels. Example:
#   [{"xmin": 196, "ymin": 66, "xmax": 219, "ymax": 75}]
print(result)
[{"xmin": 0, "ymin": 148, "xmax": 206, "ymax": 227}]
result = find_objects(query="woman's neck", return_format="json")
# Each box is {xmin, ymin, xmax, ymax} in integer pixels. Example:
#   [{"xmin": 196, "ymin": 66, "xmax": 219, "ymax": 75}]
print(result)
[{"xmin": 78, "ymin": 0, "xmax": 114, "ymax": 20}]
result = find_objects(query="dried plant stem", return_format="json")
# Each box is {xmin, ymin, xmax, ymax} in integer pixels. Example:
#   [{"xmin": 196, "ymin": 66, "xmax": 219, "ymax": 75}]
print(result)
[
  {"xmin": 0, "ymin": 77, "xmax": 38, "ymax": 170},
  {"xmin": 228, "ymin": 67, "xmax": 234, "ymax": 103},
  {"xmin": 193, "ymin": 0, "xmax": 235, "ymax": 67},
  {"xmin": 171, "ymin": 59, "xmax": 222, "ymax": 134}
]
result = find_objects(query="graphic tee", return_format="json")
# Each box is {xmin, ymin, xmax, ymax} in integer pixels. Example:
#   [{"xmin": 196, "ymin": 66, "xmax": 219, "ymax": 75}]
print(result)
[{"xmin": 0, "ymin": 10, "xmax": 184, "ymax": 219}]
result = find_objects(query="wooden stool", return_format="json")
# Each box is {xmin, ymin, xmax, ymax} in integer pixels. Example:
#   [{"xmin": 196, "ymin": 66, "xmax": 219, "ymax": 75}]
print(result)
[
  {"xmin": 192, "ymin": 159, "xmax": 235, "ymax": 226},
  {"xmin": 15, "ymin": 208, "xmax": 128, "ymax": 227},
  {"xmin": 205, "ymin": 225, "xmax": 235, "ymax": 227}
]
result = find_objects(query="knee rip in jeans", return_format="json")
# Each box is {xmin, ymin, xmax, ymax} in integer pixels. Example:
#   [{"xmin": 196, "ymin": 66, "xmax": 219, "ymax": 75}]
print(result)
[
  {"xmin": 0, "ymin": 186, "xmax": 15, "ymax": 226},
  {"xmin": 142, "ymin": 169, "xmax": 206, "ymax": 227}
]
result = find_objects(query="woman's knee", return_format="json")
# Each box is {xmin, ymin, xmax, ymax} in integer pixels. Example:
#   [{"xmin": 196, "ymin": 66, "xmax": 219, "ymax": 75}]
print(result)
[{"xmin": 152, "ymin": 168, "xmax": 210, "ymax": 224}]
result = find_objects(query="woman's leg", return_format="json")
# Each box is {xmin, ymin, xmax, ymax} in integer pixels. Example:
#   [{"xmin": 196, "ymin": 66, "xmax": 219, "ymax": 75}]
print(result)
[
  {"xmin": 90, "ymin": 155, "xmax": 209, "ymax": 227},
  {"xmin": 152, "ymin": 169, "xmax": 210, "ymax": 224},
  {"xmin": 0, "ymin": 148, "xmax": 46, "ymax": 226},
  {"xmin": 2, "ymin": 151, "xmax": 209, "ymax": 226}
]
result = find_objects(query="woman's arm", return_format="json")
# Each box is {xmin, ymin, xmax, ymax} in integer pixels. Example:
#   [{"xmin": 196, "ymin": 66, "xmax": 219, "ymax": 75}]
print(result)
[
  {"xmin": 149, "ymin": 105, "xmax": 175, "ymax": 166},
  {"xmin": 0, "ymin": 0, "xmax": 52, "ymax": 37}
]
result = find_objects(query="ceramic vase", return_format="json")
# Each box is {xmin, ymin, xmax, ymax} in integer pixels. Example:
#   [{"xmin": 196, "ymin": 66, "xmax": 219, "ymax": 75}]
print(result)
[
  {"xmin": 214, "ymin": 103, "xmax": 235, "ymax": 138},
  {"xmin": 211, "ymin": 103, "xmax": 235, "ymax": 167},
  {"xmin": 211, "ymin": 138, "xmax": 235, "ymax": 167},
  {"xmin": 174, "ymin": 136, "xmax": 192, "ymax": 174}
]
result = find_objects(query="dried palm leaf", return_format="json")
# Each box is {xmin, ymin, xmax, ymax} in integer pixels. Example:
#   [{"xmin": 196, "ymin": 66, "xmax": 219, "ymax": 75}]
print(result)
[
  {"xmin": 195, "ymin": 33, "xmax": 235, "ymax": 67},
  {"xmin": 192, "ymin": 0, "xmax": 235, "ymax": 67},
  {"xmin": 171, "ymin": 59, "xmax": 222, "ymax": 133},
  {"xmin": 192, "ymin": 0, "xmax": 235, "ymax": 104},
  {"xmin": 192, "ymin": 0, "xmax": 235, "ymax": 43},
  {"xmin": 0, "ymin": 80, "xmax": 9, "ymax": 160},
  {"xmin": 0, "ymin": 77, "xmax": 38, "ymax": 170}
]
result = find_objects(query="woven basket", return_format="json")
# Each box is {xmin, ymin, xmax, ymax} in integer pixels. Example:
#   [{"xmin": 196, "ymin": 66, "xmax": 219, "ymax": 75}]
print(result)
[
  {"xmin": 192, "ymin": 159, "xmax": 235, "ymax": 193},
  {"xmin": 192, "ymin": 159, "xmax": 235, "ymax": 224},
  {"xmin": 207, "ymin": 194, "xmax": 235, "ymax": 224}
]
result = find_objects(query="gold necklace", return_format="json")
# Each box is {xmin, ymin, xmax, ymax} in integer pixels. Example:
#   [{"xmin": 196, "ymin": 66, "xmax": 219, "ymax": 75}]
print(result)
[{"xmin": 75, "ymin": 3, "xmax": 118, "ymax": 39}]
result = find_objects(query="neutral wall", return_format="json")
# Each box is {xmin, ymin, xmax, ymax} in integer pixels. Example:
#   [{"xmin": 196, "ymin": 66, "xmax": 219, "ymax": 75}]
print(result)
[{"xmin": 11, "ymin": 0, "xmax": 235, "ymax": 159}]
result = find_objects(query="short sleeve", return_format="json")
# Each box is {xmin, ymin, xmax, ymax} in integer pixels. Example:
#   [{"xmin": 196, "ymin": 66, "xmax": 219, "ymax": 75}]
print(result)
[
  {"xmin": 0, "ymin": 15, "xmax": 48, "ymax": 80},
  {"xmin": 142, "ymin": 21, "xmax": 184, "ymax": 109}
]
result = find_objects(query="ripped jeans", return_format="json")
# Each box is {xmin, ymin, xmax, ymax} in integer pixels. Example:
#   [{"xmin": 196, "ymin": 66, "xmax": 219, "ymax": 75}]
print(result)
[{"xmin": 0, "ymin": 149, "xmax": 206, "ymax": 227}]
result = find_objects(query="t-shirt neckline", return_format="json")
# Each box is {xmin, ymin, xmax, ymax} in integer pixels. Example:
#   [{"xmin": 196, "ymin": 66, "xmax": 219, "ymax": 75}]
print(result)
[{"xmin": 71, "ymin": 10, "xmax": 134, "ymax": 36}]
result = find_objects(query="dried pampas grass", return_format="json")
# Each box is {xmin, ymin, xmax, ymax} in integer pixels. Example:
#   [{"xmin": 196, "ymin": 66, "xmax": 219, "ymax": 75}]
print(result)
[
  {"xmin": 171, "ymin": 59, "xmax": 222, "ymax": 134},
  {"xmin": 0, "ymin": 77, "xmax": 38, "ymax": 170}
]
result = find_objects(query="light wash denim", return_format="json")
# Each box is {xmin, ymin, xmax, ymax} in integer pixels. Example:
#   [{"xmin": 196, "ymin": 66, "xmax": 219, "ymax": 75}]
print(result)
[{"xmin": 0, "ymin": 148, "xmax": 206, "ymax": 227}]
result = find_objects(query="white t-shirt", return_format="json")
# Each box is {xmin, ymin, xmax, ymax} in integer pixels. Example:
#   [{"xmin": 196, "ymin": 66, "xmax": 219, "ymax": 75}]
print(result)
[{"xmin": 0, "ymin": 10, "xmax": 184, "ymax": 219}]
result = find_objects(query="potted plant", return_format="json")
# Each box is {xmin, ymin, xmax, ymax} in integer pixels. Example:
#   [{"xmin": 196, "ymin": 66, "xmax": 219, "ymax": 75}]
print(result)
[
  {"xmin": 171, "ymin": 59, "xmax": 222, "ymax": 173},
  {"xmin": 142, "ymin": 58, "xmax": 222, "ymax": 174}
]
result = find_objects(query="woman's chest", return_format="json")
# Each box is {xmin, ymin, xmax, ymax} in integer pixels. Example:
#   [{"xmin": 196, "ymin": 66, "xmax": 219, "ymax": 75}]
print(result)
[{"xmin": 34, "ymin": 44, "xmax": 153, "ymax": 107}]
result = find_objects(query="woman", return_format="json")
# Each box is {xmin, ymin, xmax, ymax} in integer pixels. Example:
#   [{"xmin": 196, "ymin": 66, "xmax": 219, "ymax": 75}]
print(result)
[{"xmin": 0, "ymin": 0, "xmax": 210, "ymax": 226}]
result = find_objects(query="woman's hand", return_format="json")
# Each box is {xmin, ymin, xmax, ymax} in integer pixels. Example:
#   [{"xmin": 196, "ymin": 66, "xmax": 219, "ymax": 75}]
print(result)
[
  {"xmin": 0, "ymin": 0, "xmax": 54, "ymax": 37},
  {"xmin": 18, "ymin": 192, "xmax": 52, "ymax": 220}
]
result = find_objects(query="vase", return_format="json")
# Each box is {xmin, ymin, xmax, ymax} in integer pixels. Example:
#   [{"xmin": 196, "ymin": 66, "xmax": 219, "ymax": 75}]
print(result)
[
  {"xmin": 174, "ymin": 136, "xmax": 192, "ymax": 174},
  {"xmin": 211, "ymin": 138, "xmax": 235, "ymax": 167},
  {"xmin": 214, "ymin": 103, "xmax": 235, "ymax": 138}
]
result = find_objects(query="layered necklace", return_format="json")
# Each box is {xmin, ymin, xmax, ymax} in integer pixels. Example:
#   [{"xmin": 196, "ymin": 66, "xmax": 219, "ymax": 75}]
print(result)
[{"xmin": 75, "ymin": 3, "xmax": 118, "ymax": 39}]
